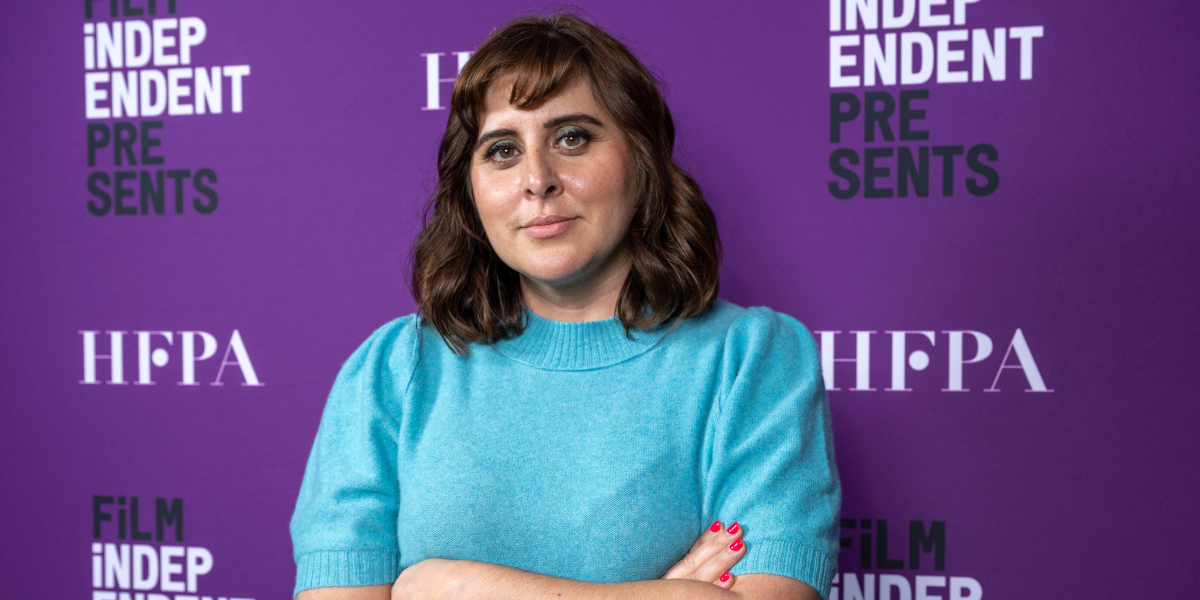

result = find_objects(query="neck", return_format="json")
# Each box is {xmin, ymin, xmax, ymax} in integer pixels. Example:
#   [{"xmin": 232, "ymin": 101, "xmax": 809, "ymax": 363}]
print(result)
[{"xmin": 520, "ymin": 247, "xmax": 631, "ymax": 323}]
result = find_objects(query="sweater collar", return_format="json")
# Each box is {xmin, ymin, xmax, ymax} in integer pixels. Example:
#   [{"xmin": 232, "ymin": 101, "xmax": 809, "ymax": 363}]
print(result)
[{"xmin": 489, "ymin": 309, "xmax": 667, "ymax": 371}]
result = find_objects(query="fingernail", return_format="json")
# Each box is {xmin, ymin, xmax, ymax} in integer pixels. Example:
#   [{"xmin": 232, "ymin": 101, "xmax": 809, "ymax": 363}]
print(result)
[
  {"xmin": 720, "ymin": 572, "xmax": 731, "ymax": 582},
  {"xmin": 709, "ymin": 521, "xmax": 722, "ymax": 533},
  {"xmin": 726, "ymin": 521, "xmax": 740, "ymax": 535},
  {"xmin": 729, "ymin": 539, "xmax": 744, "ymax": 552}
]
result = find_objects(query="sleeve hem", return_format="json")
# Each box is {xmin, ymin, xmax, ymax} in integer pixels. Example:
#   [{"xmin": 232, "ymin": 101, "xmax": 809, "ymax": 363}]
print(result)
[
  {"xmin": 294, "ymin": 550, "xmax": 401, "ymax": 598},
  {"xmin": 730, "ymin": 539, "xmax": 837, "ymax": 600}
]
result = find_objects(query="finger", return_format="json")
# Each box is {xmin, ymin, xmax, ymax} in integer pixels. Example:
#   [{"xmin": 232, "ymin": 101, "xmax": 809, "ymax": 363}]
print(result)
[
  {"xmin": 715, "ymin": 570, "xmax": 735, "ymax": 590},
  {"xmin": 692, "ymin": 536, "xmax": 746, "ymax": 585},
  {"xmin": 687, "ymin": 520, "xmax": 724, "ymax": 552},
  {"xmin": 663, "ymin": 521, "xmax": 745, "ymax": 580},
  {"xmin": 663, "ymin": 520, "xmax": 725, "ymax": 579}
]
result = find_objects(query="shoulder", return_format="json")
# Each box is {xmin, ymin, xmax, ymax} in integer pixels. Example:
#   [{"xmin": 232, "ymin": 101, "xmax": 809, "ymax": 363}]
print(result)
[
  {"xmin": 336, "ymin": 314, "xmax": 435, "ymax": 393},
  {"xmin": 346, "ymin": 314, "xmax": 419, "ymax": 364},
  {"xmin": 678, "ymin": 299, "xmax": 822, "ymax": 392},
  {"xmin": 681, "ymin": 299, "xmax": 819, "ymax": 356}
]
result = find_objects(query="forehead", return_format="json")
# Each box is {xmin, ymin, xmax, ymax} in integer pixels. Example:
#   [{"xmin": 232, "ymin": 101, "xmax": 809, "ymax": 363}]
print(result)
[{"xmin": 478, "ymin": 73, "xmax": 606, "ymax": 130}]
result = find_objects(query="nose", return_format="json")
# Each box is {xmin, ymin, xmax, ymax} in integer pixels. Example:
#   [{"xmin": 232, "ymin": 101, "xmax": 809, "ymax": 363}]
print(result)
[{"xmin": 522, "ymin": 147, "xmax": 563, "ymax": 200}]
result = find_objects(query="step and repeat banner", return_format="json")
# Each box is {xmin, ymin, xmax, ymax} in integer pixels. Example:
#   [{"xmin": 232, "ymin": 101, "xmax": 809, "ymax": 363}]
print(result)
[{"xmin": 2, "ymin": 0, "xmax": 1197, "ymax": 598}]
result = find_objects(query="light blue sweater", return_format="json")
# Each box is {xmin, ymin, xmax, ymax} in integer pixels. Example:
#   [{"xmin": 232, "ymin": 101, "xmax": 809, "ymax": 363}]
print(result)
[{"xmin": 290, "ymin": 300, "xmax": 840, "ymax": 598}]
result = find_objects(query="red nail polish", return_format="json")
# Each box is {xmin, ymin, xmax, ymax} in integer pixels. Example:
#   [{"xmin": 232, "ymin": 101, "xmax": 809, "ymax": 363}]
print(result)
[
  {"xmin": 720, "ymin": 572, "xmax": 731, "ymax": 583},
  {"xmin": 726, "ymin": 521, "xmax": 740, "ymax": 535},
  {"xmin": 729, "ymin": 539, "xmax": 744, "ymax": 552},
  {"xmin": 710, "ymin": 521, "xmax": 722, "ymax": 533}
]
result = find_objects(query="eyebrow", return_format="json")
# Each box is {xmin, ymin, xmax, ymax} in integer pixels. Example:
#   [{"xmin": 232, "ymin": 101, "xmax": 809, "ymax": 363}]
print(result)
[
  {"xmin": 474, "ymin": 113, "xmax": 606, "ymax": 151},
  {"xmin": 475, "ymin": 129, "xmax": 518, "ymax": 151},
  {"xmin": 544, "ymin": 113, "xmax": 604, "ymax": 129}
]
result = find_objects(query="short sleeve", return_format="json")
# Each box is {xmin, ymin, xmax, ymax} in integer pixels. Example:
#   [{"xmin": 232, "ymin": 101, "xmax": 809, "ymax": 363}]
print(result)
[
  {"xmin": 706, "ymin": 308, "xmax": 840, "ymax": 599},
  {"xmin": 289, "ymin": 317, "xmax": 419, "ymax": 597}
]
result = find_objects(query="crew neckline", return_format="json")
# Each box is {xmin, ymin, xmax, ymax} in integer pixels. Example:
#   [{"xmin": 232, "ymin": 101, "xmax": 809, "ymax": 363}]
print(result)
[{"xmin": 489, "ymin": 309, "xmax": 668, "ymax": 371}]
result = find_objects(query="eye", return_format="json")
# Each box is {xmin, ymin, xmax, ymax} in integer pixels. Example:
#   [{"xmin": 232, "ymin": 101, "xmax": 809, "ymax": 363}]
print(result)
[
  {"xmin": 556, "ymin": 127, "xmax": 591, "ymax": 151},
  {"xmin": 484, "ymin": 141, "xmax": 519, "ymax": 162}
]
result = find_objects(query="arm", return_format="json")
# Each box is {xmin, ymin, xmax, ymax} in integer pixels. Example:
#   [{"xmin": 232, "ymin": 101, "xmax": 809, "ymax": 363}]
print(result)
[
  {"xmin": 303, "ymin": 519, "xmax": 810, "ymax": 600},
  {"xmin": 702, "ymin": 311, "xmax": 840, "ymax": 598},
  {"xmin": 384, "ymin": 522, "xmax": 819, "ymax": 600},
  {"xmin": 297, "ymin": 586, "xmax": 391, "ymax": 600},
  {"xmin": 295, "ymin": 573, "xmax": 818, "ymax": 600},
  {"xmin": 291, "ymin": 320, "xmax": 416, "ymax": 598},
  {"xmin": 391, "ymin": 562, "xmax": 821, "ymax": 600}
]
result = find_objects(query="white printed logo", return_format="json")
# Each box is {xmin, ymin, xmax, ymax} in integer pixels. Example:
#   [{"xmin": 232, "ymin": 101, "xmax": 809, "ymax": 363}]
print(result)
[
  {"xmin": 814, "ymin": 329, "xmax": 1052, "ymax": 392},
  {"xmin": 421, "ymin": 51, "xmax": 472, "ymax": 110},
  {"xmin": 828, "ymin": 0, "xmax": 1044, "ymax": 88},
  {"xmin": 84, "ymin": 16, "xmax": 250, "ymax": 119},
  {"xmin": 79, "ymin": 330, "xmax": 263, "ymax": 386}
]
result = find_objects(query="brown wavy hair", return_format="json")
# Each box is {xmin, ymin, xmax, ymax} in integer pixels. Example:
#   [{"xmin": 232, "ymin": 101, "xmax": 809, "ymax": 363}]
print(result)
[{"xmin": 410, "ymin": 12, "xmax": 721, "ymax": 354}]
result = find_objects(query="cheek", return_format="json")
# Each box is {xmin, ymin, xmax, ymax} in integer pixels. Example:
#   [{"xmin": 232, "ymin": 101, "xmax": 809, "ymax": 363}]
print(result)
[
  {"xmin": 602, "ymin": 152, "xmax": 639, "ymax": 234},
  {"xmin": 576, "ymin": 152, "xmax": 637, "ymax": 223},
  {"xmin": 470, "ymin": 171, "xmax": 513, "ymax": 237}
]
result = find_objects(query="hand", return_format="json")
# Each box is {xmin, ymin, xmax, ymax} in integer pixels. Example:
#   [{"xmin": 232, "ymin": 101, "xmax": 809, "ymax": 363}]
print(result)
[
  {"xmin": 661, "ymin": 520, "xmax": 747, "ymax": 590},
  {"xmin": 391, "ymin": 558, "xmax": 463, "ymax": 600}
]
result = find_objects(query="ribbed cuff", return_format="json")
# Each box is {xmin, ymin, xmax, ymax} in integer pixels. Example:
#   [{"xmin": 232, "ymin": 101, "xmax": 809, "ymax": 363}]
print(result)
[
  {"xmin": 730, "ymin": 539, "xmax": 837, "ymax": 600},
  {"xmin": 294, "ymin": 550, "xmax": 401, "ymax": 598}
]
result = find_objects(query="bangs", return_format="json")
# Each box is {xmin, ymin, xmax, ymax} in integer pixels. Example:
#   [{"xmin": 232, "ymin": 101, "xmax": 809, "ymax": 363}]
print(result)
[
  {"xmin": 463, "ymin": 26, "xmax": 590, "ymax": 115},
  {"xmin": 508, "ymin": 50, "xmax": 584, "ymax": 109}
]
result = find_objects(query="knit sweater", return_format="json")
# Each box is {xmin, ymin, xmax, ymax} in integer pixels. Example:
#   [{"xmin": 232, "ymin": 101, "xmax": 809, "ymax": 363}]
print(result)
[{"xmin": 290, "ymin": 299, "xmax": 840, "ymax": 598}]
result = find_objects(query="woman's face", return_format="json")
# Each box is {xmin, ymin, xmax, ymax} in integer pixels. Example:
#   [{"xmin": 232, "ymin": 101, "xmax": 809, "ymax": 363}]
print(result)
[{"xmin": 470, "ymin": 74, "xmax": 638, "ymax": 292}]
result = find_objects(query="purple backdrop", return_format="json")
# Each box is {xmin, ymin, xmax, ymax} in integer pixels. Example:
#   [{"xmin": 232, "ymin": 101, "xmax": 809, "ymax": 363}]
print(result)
[{"xmin": 2, "ymin": 0, "xmax": 1198, "ymax": 598}]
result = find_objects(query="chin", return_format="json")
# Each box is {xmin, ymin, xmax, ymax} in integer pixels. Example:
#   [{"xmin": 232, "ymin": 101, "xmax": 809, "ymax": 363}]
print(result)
[
  {"xmin": 520, "ymin": 266, "xmax": 589, "ymax": 286},
  {"xmin": 516, "ymin": 255, "xmax": 596, "ymax": 286}
]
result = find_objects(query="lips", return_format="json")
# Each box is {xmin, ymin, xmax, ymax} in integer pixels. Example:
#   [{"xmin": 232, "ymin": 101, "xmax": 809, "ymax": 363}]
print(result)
[{"xmin": 522, "ymin": 215, "xmax": 577, "ymax": 239}]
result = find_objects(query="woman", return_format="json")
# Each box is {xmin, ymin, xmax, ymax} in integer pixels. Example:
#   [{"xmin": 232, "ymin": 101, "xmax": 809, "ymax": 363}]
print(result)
[{"xmin": 290, "ymin": 13, "xmax": 839, "ymax": 600}]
